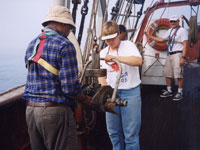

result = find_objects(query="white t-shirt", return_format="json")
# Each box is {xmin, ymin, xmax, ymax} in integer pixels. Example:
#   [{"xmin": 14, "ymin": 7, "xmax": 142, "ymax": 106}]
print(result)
[
  {"xmin": 163, "ymin": 27, "xmax": 188, "ymax": 52},
  {"xmin": 100, "ymin": 40, "xmax": 141, "ymax": 89}
]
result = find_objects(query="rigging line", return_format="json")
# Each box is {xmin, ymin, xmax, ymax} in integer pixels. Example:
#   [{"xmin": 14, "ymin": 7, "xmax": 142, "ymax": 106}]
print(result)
[
  {"xmin": 131, "ymin": 3, "xmax": 136, "ymax": 29},
  {"xmin": 191, "ymin": 5, "xmax": 197, "ymax": 15},
  {"xmin": 142, "ymin": 1, "xmax": 160, "ymax": 48},
  {"xmin": 130, "ymin": 0, "xmax": 155, "ymax": 40},
  {"xmin": 120, "ymin": 0, "xmax": 129, "ymax": 24},
  {"xmin": 114, "ymin": 0, "xmax": 122, "ymax": 22},
  {"xmin": 123, "ymin": 0, "xmax": 134, "ymax": 25},
  {"xmin": 159, "ymin": 0, "xmax": 170, "ymax": 19},
  {"xmin": 190, "ymin": 5, "xmax": 199, "ymax": 16},
  {"xmin": 143, "ymin": 59, "xmax": 164, "ymax": 76},
  {"xmin": 130, "ymin": 2, "xmax": 145, "ymax": 40},
  {"xmin": 118, "ymin": 0, "xmax": 125, "ymax": 24},
  {"xmin": 144, "ymin": 0, "xmax": 170, "ymax": 47},
  {"xmin": 116, "ymin": 0, "xmax": 125, "ymax": 22},
  {"xmin": 143, "ymin": 0, "xmax": 156, "ymax": 32},
  {"xmin": 82, "ymin": 0, "xmax": 96, "ymax": 63},
  {"xmin": 103, "ymin": 0, "xmax": 109, "ymax": 24},
  {"xmin": 110, "ymin": 0, "xmax": 121, "ymax": 21},
  {"xmin": 118, "ymin": 1, "xmax": 126, "ymax": 25},
  {"xmin": 134, "ymin": 3, "xmax": 144, "ymax": 28},
  {"xmin": 143, "ymin": 54, "xmax": 166, "ymax": 59},
  {"xmin": 89, "ymin": 0, "xmax": 98, "ymax": 57},
  {"xmin": 92, "ymin": 0, "xmax": 99, "ymax": 43},
  {"xmin": 90, "ymin": 0, "xmax": 101, "ymax": 57},
  {"xmin": 100, "ymin": 0, "xmax": 110, "ymax": 49}
]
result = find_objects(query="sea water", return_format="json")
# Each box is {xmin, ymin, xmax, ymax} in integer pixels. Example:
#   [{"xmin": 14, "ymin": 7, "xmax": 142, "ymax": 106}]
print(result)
[{"xmin": 0, "ymin": 52, "xmax": 27, "ymax": 93}]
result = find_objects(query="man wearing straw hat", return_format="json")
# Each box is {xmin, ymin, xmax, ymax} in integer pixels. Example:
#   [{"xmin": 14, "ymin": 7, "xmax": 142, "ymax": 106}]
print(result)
[{"xmin": 23, "ymin": 6, "xmax": 88, "ymax": 150}]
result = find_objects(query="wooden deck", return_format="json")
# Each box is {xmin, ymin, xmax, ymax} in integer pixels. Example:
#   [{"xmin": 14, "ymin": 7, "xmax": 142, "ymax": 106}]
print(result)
[
  {"xmin": 140, "ymin": 64, "xmax": 200, "ymax": 150},
  {"xmin": 0, "ymin": 64, "xmax": 200, "ymax": 150},
  {"xmin": 140, "ymin": 85, "xmax": 182, "ymax": 150},
  {"xmin": 92, "ymin": 84, "xmax": 200, "ymax": 150}
]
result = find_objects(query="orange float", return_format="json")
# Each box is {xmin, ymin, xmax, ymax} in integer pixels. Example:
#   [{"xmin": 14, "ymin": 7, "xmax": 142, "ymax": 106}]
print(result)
[{"xmin": 146, "ymin": 18, "xmax": 170, "ymax": 51}]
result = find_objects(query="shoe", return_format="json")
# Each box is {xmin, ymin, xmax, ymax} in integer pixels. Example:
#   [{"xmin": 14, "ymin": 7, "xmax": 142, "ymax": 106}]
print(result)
[
  {"xmin": 173, "ymin": 93, "xmax": 183, "ymax": 101},
  {"xmin": 160, "ymin": 90, "xmax": 173, "ymax": 98}
]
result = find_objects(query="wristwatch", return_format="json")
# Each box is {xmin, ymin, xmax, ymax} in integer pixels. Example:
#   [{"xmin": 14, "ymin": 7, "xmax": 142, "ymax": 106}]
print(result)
[{"xmin": 181, "ymin": 56, "xmax": 186, "ymax": 59}]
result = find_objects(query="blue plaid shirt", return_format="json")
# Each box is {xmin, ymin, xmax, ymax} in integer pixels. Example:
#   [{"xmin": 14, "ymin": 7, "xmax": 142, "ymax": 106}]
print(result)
[{"xmin": 23, "ymin": 27, "xmax": 81, "ymax": 106}]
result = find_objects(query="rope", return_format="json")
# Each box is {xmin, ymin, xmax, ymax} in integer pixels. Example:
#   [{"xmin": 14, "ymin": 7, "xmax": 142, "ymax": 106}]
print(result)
[
  {"xmin": 103, "ymin": 0, "xmax": 109, "ymax": 24},
  {"xmin": 141, "ymin": 1, "xmax": 158, "ymax": 47},
  {"xmin": 82, "ymin": 0, "xmax": 97, "ymax": 63},
  {"xmin": 188, "ymin": 16, "xmax": 198, "ymax": 44},
  {"xmin": 188, "ymin": 5, "xmax": 199, "ymax": 45},
  {"xmin": 123, "ymin": 0, "xmax": 134, "ymax": 25},
  {"xmin": 94, "ymin": 0, "xmax": 100, "ymax": 39},
  {"xmin": 158, "ymin": 0, "xmax": 170, "ymax": 19},
  {"xmin": 143, "ymin": 0, "xmax": 155, "ymax": 31},
  {"xmin": 131, "ymin": 3, "xmax": 136, "ymax": 29},
  {"xmin": 130, "ymin": 2, "xmax": 145, "ymax": 40},
  {"xmin": 99, "ymin": 0, "xmax": 110, "ymax": 49},
  {"xmin": 111, "ymin": 0, "xmax": 124, "ymax": 22},
  {"xmin": 143, "ymin": 54, "xmax": 166, "ymax": 60},
  {"xmin": 118, "ymin": 0, "xmax": 125, "ymax": 22},
  {"xmin": 120, "ymin": 0, "xmax": 129, "ymax": 24}
]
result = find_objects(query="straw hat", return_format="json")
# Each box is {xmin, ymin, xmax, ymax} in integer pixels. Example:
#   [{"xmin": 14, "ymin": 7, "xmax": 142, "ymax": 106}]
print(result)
[{"xmin": 42, "ymin": 6, "xmax": 75, "ymax": 28}]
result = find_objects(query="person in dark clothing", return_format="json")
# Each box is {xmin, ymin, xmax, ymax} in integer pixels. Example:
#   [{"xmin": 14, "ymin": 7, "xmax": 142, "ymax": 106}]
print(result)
[{"xmin": 119, "ymin": 24, "xmax": 128, "ymax": 40}]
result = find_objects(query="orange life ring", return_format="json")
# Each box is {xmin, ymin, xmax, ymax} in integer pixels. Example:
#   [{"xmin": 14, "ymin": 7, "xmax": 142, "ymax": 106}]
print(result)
[{"xmin": 146, "ymin": 18, "xmax": 171, "ymax": 51}]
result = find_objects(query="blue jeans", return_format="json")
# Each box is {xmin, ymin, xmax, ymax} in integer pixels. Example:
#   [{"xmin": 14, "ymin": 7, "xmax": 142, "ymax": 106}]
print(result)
[{"xmin": 106, "ymin": 85, "xmax": 141, "ymax": 150}]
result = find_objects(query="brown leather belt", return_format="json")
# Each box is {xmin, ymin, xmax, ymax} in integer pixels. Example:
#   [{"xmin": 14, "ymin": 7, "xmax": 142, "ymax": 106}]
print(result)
[
  {"xmin": 169, "ymin": 51, "xmax": 182, "ymax": 55},
  {"xmin": 26, "ymin": 101, "xmax": 65, "ymax": 107}
]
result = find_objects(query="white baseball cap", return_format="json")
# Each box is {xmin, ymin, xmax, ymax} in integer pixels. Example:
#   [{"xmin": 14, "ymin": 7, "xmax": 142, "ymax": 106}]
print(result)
[{"xmin": 170, "ymin": 15, "xmax": 179, "ymax": 21}]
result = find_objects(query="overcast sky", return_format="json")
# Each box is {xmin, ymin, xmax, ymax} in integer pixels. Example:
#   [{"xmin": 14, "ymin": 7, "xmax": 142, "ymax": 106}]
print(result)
[
  {"xmin": 0, "ymin": 0, "xmax": 194, "ymax": 56},
  {"xmin": 0, "ymin": 0, "xmax": 196, "ymax": 92},
  {"xmin": 0, "ymin": 0, "xmax": 53, "ymax": 56}
]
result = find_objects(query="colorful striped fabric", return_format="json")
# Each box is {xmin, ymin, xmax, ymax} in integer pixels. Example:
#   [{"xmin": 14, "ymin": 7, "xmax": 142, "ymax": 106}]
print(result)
[{"xmin": 23, "ymin": 27, "xmax": 81, "ymax": 106}]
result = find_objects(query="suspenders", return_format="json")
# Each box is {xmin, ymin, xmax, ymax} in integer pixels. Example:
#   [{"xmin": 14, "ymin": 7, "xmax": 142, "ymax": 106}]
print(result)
[{"xmin": 27, "ymin": 31, "xmax": 59, "ymax": 75}]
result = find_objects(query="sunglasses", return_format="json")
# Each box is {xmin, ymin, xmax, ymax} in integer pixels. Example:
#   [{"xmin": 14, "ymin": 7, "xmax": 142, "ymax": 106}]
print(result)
[{"xmin": 170, "ymin": 20, "xmax": 177, "ymax": 23}]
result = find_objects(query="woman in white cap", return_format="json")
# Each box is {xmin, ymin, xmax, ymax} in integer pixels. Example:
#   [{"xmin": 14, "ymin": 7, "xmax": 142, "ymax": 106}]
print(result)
[
  {"xmin": 99, "ymin": 20, "xmax": 142, "ymax": 150},
  {"xmin": 146, "ymin": 15, "xmax": 188, "ymax": 101},
  {"xmin": 23, "ymin": 6, "xmax": 89, "ymax": 150}
]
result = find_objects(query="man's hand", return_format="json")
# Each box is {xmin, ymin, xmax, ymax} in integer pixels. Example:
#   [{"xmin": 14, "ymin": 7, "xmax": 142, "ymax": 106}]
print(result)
[{"xmin": 180, "ymin": 57, "xmax": 185, "ymax": 66}]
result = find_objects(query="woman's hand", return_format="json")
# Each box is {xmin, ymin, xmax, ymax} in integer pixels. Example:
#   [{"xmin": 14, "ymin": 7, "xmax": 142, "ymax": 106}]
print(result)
[{"xmin": 104, "ymin": 55, "xmax": 115, "ymax": 62}]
